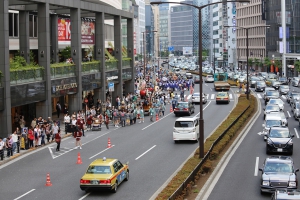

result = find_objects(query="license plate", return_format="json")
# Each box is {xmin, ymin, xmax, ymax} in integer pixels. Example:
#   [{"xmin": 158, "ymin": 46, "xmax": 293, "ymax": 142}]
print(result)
[
  {"xmin": 277, "ymin": 148, "xmax": 283, "ymax": 152},
  {"xmin": 91, "ymin": 180, "xmax": 99, "ymax": 184}
]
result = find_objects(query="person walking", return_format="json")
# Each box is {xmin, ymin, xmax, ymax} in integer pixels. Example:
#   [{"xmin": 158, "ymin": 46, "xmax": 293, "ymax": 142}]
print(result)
[
  {"xmin": 104, "ymin": 113, "xmax": 109, "ymax": 129},
  {"xmin": 76, "ymin": 117, "xmax": 85, "ymax": 136},
  {"xmin": 55, "ymin": 129, "xmax": 61, "ymax": 151},
  {"xmin": 74, "ymin": 126, "xmax": 83, "ymax": 149},
  {"xmin": 0, "ymin": 137, "xmax": 4, "ymax": 160},
  {"xmin": 161, "ymin": 103, "xmax": 166, "ymax": 116},
  {"xmin": 64, "ymin": 113, "xmax": 70, "ymax": 134},
  {"xmin": 120, "ymin": 110, "xmax": 126, "ymax": 127},
  {"xmin": 56, "ymin": 101, "xmax": 62, "ymax": 118},
  {"xmin": 28, "ymin": 127, "xmax": 34, "ymax": 149},
  {"xmin": 51, "ymin": 122, "xmax": 59, "ymax": 142},
  {"xmin": 149, "ymin": 106, "xmax": 155, "ymax": 122},
  {"xmin": 139, "ymin": 107, "xmax": 144, "ymax": 123}
]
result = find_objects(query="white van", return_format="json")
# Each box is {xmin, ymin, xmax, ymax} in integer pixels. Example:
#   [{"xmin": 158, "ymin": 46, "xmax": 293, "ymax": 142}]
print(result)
[
  {"xmin": 173, "ymin": 116, "xmax": 199, "ymax": 143},
  {"xmin": 262, "ymin": 113, "xmax": 285, "ymax": 141}
]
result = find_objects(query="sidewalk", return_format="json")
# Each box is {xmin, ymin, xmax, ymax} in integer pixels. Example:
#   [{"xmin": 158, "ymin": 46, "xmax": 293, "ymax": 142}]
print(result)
[{"xmin": 0, "ymin": 113, "xmax": 68, "ymax": 166}]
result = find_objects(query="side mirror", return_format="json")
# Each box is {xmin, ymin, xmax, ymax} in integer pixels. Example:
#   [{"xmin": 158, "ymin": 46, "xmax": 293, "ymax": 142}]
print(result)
[
  {"xmin": 291, "ymin": 135, "xmax": 295, "ymax": 138},
  {"xmin": 295, "ymin": 169, "xmax": 299, "ymax": 173},
  {"xmin": 259, "ymin": 168, "xmax": 263, "ymax": 171}
]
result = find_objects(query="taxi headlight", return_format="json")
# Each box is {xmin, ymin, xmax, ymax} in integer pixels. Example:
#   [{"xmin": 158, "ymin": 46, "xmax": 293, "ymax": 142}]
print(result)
[
  {"xmin": 262, "ymin": 181, "xmax": 270, "ymax": 186},
  {"xmin": 288, "ymin": 140, "xmax": 293, "ymax": 145},
  {"xmin": 289, "ymin": 181, "xmax": 297, "ymax": 187}
]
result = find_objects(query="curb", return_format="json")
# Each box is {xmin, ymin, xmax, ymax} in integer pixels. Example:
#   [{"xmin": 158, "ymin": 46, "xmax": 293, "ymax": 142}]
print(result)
[
  {"xmin": 196, "ymin": 93, "xmax": 261, "ymax": 199},
  {"xmin": 0, "ymin": 133, "xmax": 73, "ymax": 166}
]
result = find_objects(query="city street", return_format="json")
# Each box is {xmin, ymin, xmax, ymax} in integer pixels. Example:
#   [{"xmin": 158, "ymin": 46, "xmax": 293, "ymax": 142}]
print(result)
[
  {"xmin": 206, "ymin": 86, "xmax": 300, "ymax": 200},
  {"xmin": 0, "ymin": 83, "xmax": 236, "ymax": 200}
]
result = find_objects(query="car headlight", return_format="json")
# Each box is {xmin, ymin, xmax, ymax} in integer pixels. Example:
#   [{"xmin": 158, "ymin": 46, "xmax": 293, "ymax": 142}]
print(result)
[
  {"xmin": 288, "ymin": 140, "xmax": 293, "ymax": 145},
  {"xmin": 262, "ymin": 181, "xmax": 270, "ymax": 186},
  {"xmin": 267, "ymin": 139, "xmax": 273, "ymax": 145},
  {"xmin": 289, "ymin": 181, "xmax": 297, "ymax": 187}
]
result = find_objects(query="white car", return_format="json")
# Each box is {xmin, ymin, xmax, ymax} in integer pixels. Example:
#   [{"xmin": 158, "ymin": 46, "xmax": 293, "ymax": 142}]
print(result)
[
  {"xmin": 205, "ymin": 75, "xmax": 214, "ymax": 83},
  {"xmin": 267, "ymin": 98, "xmax": 284, "ymax": 110},
  {"xmin": 191, "ymin": 93, "xmax": 207, "ymax": 104},
  {"xmin": 173, "ymin": 116, "xmax": 199, "ymax": 143},
  {"xmin": 263, "ymin": 87, "xmax": 275, "ymax": 100}
]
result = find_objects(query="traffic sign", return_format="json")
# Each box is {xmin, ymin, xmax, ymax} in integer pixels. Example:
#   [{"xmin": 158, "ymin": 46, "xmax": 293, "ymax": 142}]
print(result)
[
  {"xmin": 108, "ymin": 82, "xmax": 114, "ymax": 92},
  {"xmin": 168, "ymin": 46, "xmax": 174, "ymax": 51}
]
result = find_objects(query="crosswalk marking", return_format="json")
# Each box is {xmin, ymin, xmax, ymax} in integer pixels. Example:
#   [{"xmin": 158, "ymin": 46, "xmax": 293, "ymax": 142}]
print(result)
[
  {"xmin": 229, "ymin": 94, "xmax": 233, "ymax": 99},
  {"xmin": 210, "ymin": 94, "xmax": 215, "ymax": 100},
  {"xmin": 257, "ymin": 94, "xmax": 262, "ymax": 99},
  {"xmin": 281, "ymin": 95, "xmax": 286, "ymax": 99},
  {"xmin": 186, "ymin": 94, "xmax": 192, "ymax": 100}
]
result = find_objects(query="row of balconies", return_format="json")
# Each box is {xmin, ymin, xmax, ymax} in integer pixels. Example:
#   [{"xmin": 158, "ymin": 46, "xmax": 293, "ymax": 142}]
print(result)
[{"xmin": 0, "ymin": 59, "xmax": 131, "ymax": 86}]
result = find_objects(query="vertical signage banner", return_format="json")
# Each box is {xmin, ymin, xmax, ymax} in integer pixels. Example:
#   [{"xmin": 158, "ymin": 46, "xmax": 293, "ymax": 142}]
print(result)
[
  {"xmin": 58, "ymin": 18, "xmax": 71, "ymax": 42},
  {"xmin": 81, "ymin": 21, "xmax": 95, "ymax": 44}
]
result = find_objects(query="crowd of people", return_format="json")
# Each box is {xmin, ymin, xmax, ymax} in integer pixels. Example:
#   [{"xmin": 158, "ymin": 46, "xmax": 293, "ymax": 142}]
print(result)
[{"xmin": 0, "ymin": 61, "xmax": 195, "ymax": 161}]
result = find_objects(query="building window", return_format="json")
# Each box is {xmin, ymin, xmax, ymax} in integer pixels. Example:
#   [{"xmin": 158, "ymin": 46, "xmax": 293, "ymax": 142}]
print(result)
[
  {"xmin": 29, "ymin": 14, "xmax": 38, "ymax": 38},
  {"xmin": 9, "ymin": 13, "xmax": 19, "ymax": 37}
]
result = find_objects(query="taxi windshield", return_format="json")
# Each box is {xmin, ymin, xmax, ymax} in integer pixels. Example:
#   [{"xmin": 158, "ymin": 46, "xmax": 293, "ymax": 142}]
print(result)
[
  {"xmin": 86, "ymin": 165, "xmax": 112, "ymax": 174},
  {"xmin": 176, "ymin": 102, "xmax": 188, "ymax": 108},
  {"xmin": 264, "ymin": 162, "xmax": 293, "ymax": 173},
  {"xmin": 217, "ymin": 93, "xmax": 227, "ymax": 97}
]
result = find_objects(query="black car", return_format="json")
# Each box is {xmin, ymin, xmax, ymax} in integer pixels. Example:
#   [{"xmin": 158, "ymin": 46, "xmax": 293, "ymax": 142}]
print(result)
[
  {"xmin": 265, "ymin": 91, "xmax": 280, "ymax": 105},
  {"xmin": 266, "ymin": 127, "xmax": 294, "ymax": 155},
  {"xmin": 260, "ymin": 156, "xmax": 299, "ymax": 194},
  {"xmin": 250, "ymin": 76, "xmax": 261, "ymax": 88},
  {"xmin": 194, "ymin": 75, "xmax": 200, "ymax": 84},
  {"xmin": 278, "ymin": 77, "xmax": 288, "ymax": 85},
  {"xmin": 174, "ymin": 101, "xmax": 195, "ymax": 117},
  {"xmin": 255, "ymin": 81, "xmax": 266, "ymax": 92}
]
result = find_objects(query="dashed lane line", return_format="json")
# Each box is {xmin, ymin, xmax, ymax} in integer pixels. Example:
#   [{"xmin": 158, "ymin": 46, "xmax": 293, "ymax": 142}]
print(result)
[
  {"xmin": 294, "ymin": 128, "xmax": 299, "ymax": 138},
  {"xmin": 254, "ymin": 157, "xmax": 259, "ymax": 176}
]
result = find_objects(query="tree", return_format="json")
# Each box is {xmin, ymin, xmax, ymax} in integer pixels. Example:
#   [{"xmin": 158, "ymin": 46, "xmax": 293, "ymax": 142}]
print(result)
[
  {"xmin": 295, "ymin": 60, "xmax": 300, "ymax": 72},
  {"xmin": 254, "ymin": 58, "xmax": 259, "ymax": 70},
  {"xmin": 263, "ymin": 57, "xmax": 271, "ymax": 72},
  {"xmin": 248, "ymin": 58, "xmax": 253, "ymax": 70},
  {"xmin": 60, "ymin": 46, "xmax": 71, "ymax": 61}
]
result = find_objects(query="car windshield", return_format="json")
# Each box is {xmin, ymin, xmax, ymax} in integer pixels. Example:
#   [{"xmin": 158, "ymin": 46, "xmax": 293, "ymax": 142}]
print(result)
[
  {"xmin": 257, "ymin": 82, "xmax": 266, "ymax": 86},
  {"xmin": 279, "ymin": 77, "xmax": 287, "ymax": 81},
  {"xmin": 86, "ymin": 165, "xmax": 111, "ymax": 174},
  {"xmin": 280, "ymin": 85, "xmax": 289, "ymax": 89},
  {"xmin": 176, "ymin": 102, "xmax": 188, "ymax": 108},
  {"xmin": 193, "ymin": 93, "xmax": 200, "ymax": 96},
  {"xmin": 266, "ymin": 105, "xmax": 280, "ymax": 112},
  {"xmin": 264, "ymin": 162, "xmax": 293, "ymax": 173},
  {"xmin": 269, "ymin": 99, "xmax": 283, "ymax": 105},
  {"xmin": 251, "ymin": 77, "xmax": 260, "ymax": 81},
  {"xmin": 269, "ymin": 129, "xmax": 290, "ymax": 138},
  {"xmin": 217, "ymin": 93, "xmax": 227, "ymax": 97},
  {"xmin": 207, "ymin": 75, "xmax": 213, "ymax": 78},
  {"xmin": 265, "ymin": 120, "xmax": 281, "ymax": 128},
  {"xmin": 267, "ymin": 91, "xmax": 279, "ymax": 97},
  {"xmin": 175, "ymin": 121, "xmax": 194, "ymax": 127}
]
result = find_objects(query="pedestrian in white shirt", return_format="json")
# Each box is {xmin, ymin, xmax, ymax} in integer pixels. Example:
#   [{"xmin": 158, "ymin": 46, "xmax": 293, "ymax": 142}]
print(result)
[
  {"xmin": 64, "ymin": 113, "xmax": 70, "ymax": 134},
  {"xmin": 0, "ymin": 137, "xmax": 4, "ymax": 160},
  {"xmin": 51, "ymin": 122, "xmax": 59, "ymax": 142},
  {"xmin": 12, "ymin": 132, "xmax": 18, "ymax": 153}
]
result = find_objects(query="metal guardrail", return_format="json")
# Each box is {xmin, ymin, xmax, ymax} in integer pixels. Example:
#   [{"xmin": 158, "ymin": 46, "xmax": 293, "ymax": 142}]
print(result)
[{"xmin": 168, "ymin": 103, "xmax": 250, "ymax": 200}]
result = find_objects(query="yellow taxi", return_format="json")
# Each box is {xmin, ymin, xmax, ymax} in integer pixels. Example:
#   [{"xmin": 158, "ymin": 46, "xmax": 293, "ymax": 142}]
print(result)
[{"xmin": 80, "ymin": 157, "xmax": 129, "ymax": 193}]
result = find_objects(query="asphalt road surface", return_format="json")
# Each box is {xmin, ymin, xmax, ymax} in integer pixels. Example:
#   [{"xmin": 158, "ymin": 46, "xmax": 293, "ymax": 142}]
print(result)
[
  {"xmin": 207, "ymin": 85, "xmax": 300, "ymax": 200},
  {"xmin": 0, "ymin": 83, "xmax": 236, "ymax": 200}
]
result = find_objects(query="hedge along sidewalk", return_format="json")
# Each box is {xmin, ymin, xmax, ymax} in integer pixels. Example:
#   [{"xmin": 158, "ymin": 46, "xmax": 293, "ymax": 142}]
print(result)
[
  {"xmin": 197, "ymin": 92, "xmax": 261, "ymax": 199},
  {"xmin": 155, "ymin": 94, "xmax": 256, "ymax": 200}
]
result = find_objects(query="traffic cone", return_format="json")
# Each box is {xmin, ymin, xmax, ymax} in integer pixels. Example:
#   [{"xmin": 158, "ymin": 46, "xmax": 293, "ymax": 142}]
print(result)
[
  {"xmin": 76, "ymin": 152, "xmax": 83, "ymax": 164},
  {"xmin": 107, "ymin": 138, "xmax": 112, "ymax": 148},
  {"xmin": 45, "ymin": 173, "xmax": 52, "ymax": 186},
  {"xmin": 170, "ymin": 106, "xmax": 173, "ymax": 112},
  {"xmin": 156, "ymin": 114, "xmax": 159, "ymax": 121}
]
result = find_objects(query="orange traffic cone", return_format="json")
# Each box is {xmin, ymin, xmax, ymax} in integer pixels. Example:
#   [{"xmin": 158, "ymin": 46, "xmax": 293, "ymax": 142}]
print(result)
[
  {"xmin": 156, "ymin": 114, "xmax": 159, "ymax": 121},
  {"xmin": 170, "ymin": 106, "xmax": 173, "ymax": 112},
  {"xmin": 107, "ymin": 138, "xmax": 112, "ymax": 148},
  {"xmin": 45, "ymin": 173, "xmax": 52, "ymax": 186},
  {"xmin": 76, "ymin": 152, "xmax": 83, "ymax": 164}
]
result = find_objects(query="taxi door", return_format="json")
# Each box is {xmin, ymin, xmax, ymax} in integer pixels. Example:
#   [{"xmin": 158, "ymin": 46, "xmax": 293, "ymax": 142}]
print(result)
[{"xmin": 115, "ymin": 161, "xmax": 126, "ymax": 183}]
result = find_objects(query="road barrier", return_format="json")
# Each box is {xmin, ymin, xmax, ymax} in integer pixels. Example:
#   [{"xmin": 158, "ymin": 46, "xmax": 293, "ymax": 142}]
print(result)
[{"xmin": 168, "ymin": 103, "xmax": 250, "ymax": 200}]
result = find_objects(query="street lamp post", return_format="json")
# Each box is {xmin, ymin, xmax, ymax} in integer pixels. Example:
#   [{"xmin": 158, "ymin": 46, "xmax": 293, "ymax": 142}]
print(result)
[
  {"xmin": 151, "ymin": 0, "xmax": 250, "ymax": 159},
  {"xmin": 224, "ymin": 25, "xmax": 270, "ymax": 100}
]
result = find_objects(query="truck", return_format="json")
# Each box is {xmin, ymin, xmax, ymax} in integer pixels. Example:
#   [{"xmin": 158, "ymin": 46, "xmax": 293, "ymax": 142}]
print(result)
[{"xmin": 214, "ymin": 73, "xmax": 231, "ymax": 91}]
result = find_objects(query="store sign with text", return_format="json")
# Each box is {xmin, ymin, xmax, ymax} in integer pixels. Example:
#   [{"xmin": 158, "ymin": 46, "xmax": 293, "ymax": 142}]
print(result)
[{"xmin": 58, "ymin": 18, "xmax": 95, "ymax": 44}]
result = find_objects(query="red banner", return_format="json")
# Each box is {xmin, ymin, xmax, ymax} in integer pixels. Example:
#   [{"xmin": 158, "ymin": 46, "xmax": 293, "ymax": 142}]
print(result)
[{"xmin": 58, "ymin": 18, "xmax": 95, "ymax": 44}]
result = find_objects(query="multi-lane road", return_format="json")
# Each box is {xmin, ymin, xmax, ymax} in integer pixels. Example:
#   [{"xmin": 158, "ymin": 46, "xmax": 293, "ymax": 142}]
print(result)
[
  {"xmin": 205, "ymin": 85, "xmax": 300, "ymax": 200},
  {"xmin": 0, "ymin": 83, "xmax": 236, "ymax": 200}
]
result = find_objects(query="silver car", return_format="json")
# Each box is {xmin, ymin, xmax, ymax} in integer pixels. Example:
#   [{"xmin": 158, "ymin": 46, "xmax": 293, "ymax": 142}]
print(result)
[
  {"xmin": 267, "ymin": 99, "xmax": 284, "ymax": 110},
  {"xmin": 191, "ymin": 93, "xmax": 207, "ymax": 104},
  {"xmin": 278, "ymin": 85, "xmax": 290, "ymax": 95},
  {"xmin": 292, "ymin": 102, "xmax": 300, "ymax": 120},
  {"xmin": 292, "ymin": 77, "xmax": 300, "ymax": 87}
]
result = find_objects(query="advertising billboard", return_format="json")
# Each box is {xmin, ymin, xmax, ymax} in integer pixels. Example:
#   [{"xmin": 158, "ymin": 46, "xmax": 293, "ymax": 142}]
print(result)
[
  {"xmin": 183, "ymin": 47, "xmax": 193, "ymax": 55},
  {"xmin": 58, "ymin": 18, "xmax": 95, "ymax": 45}
]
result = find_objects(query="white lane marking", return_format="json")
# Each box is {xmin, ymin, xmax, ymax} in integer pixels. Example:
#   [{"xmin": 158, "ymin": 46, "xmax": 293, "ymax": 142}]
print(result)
[
  {"xmin": 78, "ymin": 193, "xmax": 90, "ymax": 200},
  {"xmin": 257, "ymin": 94, "xmax": 262, "ymax": 99},
  {"xmin": 210, "ymin": 88, "xmax": 212, "ymax": 91},
  {"xmin": 186, "ymin": 94, "xmax": 192, "ymax": 100},
  {"xmin": 14, "ymin": 189, "xmax": 36, "ymax": 200},
  {"xmin": 205, "ymin": 84, "xmax": 208, "ymax": 86},
  {"xmin": 254, "ymin": 157, "xmax": 259, "ymax": 176},
  {"xmin": 135, "ymin": 145, "xmax": 156, "ymax": 160},
  {"xmin": 49, "ymin": 131, "xmax": 111, "ymax": 159},
  {"xmin": 282, "ymin": 95, "xmax": 286, "ymax": 99},
  {"xmin": 89, "ymin": 145, "xmax": 115, "ymax": 159},
  {"xmin": 210, "ymin": 94, "xmax": 215, "ymax": 100},
  {"xmin": 287, "ymin": 111, "xmax": 291, "ymax": 118},
  {"xmin": 294, "ymin": 128, "xmax": 299, "ymax": 138},
  {"xmin": 229, "ymin": 94, "xmax": 233, "ymax": 99},
  {"xmin": 194, "ymin": 101, "xmax": 212, "ymax": 117},
  {"xmin": 142, "ymin": 111, "xmax": 174, "ymax": 131}
]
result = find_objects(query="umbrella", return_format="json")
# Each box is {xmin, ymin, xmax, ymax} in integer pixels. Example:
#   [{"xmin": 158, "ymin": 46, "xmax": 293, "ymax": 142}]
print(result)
[{"xmin": 162, "ymin": 77, "xmax": 168, "ymax": 81}]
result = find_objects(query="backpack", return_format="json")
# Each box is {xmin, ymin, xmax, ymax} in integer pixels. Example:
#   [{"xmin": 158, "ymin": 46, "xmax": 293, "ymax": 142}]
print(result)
[{"xmin": 121, "ymin": 112, "xmax": 125, "ymax": 117}]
